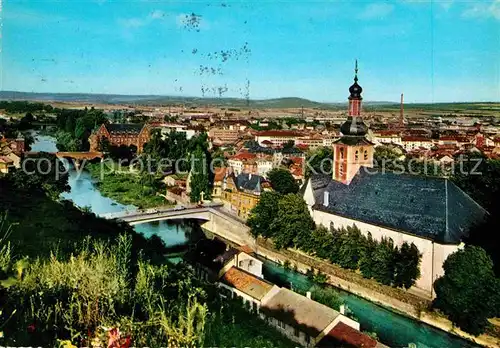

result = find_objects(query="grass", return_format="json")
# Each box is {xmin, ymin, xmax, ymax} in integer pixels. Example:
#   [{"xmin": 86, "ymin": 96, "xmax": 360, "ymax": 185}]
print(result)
[
  {"xmin": 86, "ymin": 163, "xmax": 169, "ymax": 209},
  {"xmin": 0, "ymin": 179, "xmax": 169, "ymax": 260},
  {"xmin": 1, "ymin": 234, "xmax": 296, "ymax": 348}
]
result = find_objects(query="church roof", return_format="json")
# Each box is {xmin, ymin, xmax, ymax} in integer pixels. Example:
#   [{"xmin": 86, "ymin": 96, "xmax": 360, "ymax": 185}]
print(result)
[
  {"xmin": 335, "ymin": 135, "xmax": 373, "ymax": 146},
  {"xmin": 309, "ymin": 171, "xmax": 487, "ymax": 244}
]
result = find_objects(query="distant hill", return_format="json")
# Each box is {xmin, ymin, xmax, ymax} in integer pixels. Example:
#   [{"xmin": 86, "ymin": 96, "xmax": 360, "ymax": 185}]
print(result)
[
  {"xmin": 0, "ymin": 91, "xmax": 347, "ymax": 109},
  {"xmin": 1, "ymin": 91, "xmax": 496, "ymax": 113}
]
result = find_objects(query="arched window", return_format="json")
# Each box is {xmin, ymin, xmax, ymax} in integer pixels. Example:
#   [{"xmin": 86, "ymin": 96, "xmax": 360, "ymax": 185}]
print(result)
[
  {"xmin": 330, "ymin": 221, "xmax": 335, "ymax": 231},
  {"xmin": 355, "ymin": 150, "xmax": 359, "ymax": 161},
  {"xmin": 364, "ymin": 150, "xmax": 368, "ymax": 160},
  {"xmin": 340, "ymin": 147, "xmax": 344, "ymax": 159}
]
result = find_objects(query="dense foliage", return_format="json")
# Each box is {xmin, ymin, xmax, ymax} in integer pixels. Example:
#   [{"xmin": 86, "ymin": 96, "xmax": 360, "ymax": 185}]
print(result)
[
  {"xmin": 452, "ymin": 156, "xmax": 500, "ymax": 275},
  {"xmin": 305, "ymin": 146, "xmax": 333, "ymax": 177},
  {"xmin": 189, "ymin": 146, "xmax": 212, "ymax": 202},
  {"xmin": 267, "ymin": 168, "xmax": 299, "ymax": 195},
  {"xmin": 0, "ymin": 101, "xmax": 53, "ymax": 114},
  {"xmin": 248, "ymin": 195, "xmax": 421, "ymax": 289},
  {"xmin": 55, "ymin": 107, "xmax": 108, "ymax": 151},
  {"xmin": 433, "ymin": 246, "xmax": 500, "ymax": 335},
  {"xmin": 374, "ymin": 145, "xmax": 444, "ymax": 176},
  {"xmin": 3, "ymin": 153, "xmax": 70, "ymax": 199}
]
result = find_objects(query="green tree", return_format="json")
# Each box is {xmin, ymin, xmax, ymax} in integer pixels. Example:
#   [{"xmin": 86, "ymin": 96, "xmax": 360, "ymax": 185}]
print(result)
[
  {"xmin": 267, "ymin": 168, "xmax": 299, "ymax": 195},
  {"xmin": 371, "ymin": 237, "xmax": 396, "ymax": 285},
  {"xmin": 305, "ymin": 146, "xmax": 333, "ymax": 177},
  {"xmin": 5, "ymin": 153, "xmax": 70, "ymax": 199},
  {"xmin": 247, "ymin": 191, "xmax": 281, "ymax": 238},
  {"xmin": 393, "ymin": 242, "xmax": 421, "ymax": 289},
  {"xmin": 189, "ymin": 146, "xmax": 211, "ymax": 203},
  {"xmin": 270, "ymin": 194, "xmax": 315, "ymax": 249},
  {"xmin": 96, "ymin": 136, "xmax": 111, "ymax": 153},
  {"xmin": 336, "ymin": 226, "xmax": 364, "ymax": 270},
  {"xmin": 359, "ymin": 232, "xmax": 377, "ymax": 279},
  {"xmin": 433, "ymin": 246, "xmax": 500, "ymax": 335}
]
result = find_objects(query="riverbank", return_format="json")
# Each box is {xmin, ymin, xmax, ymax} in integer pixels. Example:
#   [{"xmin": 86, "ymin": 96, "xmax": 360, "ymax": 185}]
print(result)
[
  {"xmin": 255, "ymin": 237, "xmax": 500, "ymax": 348},
  {"xmin": 85, "ymin": 162, "xmax": 169, "ymax": 209}
]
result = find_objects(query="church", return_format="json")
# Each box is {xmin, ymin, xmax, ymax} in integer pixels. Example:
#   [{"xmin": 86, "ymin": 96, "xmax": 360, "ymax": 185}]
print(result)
[{"xmin": 303, "ymin": 63, "xmax": 487, "ymax": 296}]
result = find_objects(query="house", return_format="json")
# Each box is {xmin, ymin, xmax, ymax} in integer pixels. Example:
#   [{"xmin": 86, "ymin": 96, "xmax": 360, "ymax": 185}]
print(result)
[
  {"xmin": 255, "ymin": 130, "xmax": 302, "ymax": 147},
  {"xmin": 212, "ymin": 167, "xmax": 227, "ymax": 198},
  {"xmin": 317, "ymin": 322, "xmax": 388, "ymax": 348},
  {"xmin": 0, "ymin": 156, "xmax": 14, "ymax": 174},
  {"xmin": 227, "ymin": 152, "xmax": 257, "ymax": 175},
  {"xmin": 401, "ymin": 136, "xmax": 433, "ymax": 151},
  {"xmin": 189, "ymin": 239, "xmax": 380, "ymax": 348},
  {"xmin": 259, "ymin": 287, "xmax": 360, "ymax": 347},
  {"xmin": 373, "ymin": 130, "xmax": 402, "ymax": 146},
  {"xmin": 222, "ymin": 172, "xmax": 269, "ymax": 219},
  {"xmin": 303, "ymin": 65, "xmax": 487, "ymax": 296},
  {"xmin": 208, "ymin": 127, "xmax": 240, "ymax": 144},
  {"xmin": 150, "ymin": 122, "xmax": 196, "ymax": 140},
  {"xmin": 89, "ymin": 123, "xmax": 151, "ymax": 153}
]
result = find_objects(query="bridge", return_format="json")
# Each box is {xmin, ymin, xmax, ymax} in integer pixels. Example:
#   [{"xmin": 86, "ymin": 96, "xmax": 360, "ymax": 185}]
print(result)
[
  {"xmin": 101, "ymin": 203, "xmax": 256, "ymax": 248},
  {"xmin": 26, "ymin": 151, "xmax": 104, "ymax": 160}
]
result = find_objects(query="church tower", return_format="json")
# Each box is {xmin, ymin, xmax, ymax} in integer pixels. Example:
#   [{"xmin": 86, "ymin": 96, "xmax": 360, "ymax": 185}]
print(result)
[{"xmin": 332, "ymin": 61, "xmax": 374, "ymax": 184}]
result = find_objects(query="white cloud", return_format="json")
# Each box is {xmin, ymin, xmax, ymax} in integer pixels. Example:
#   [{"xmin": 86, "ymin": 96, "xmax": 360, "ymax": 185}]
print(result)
[
  {"xmin": 359, "ymin": 3, "xmax": 395, "ymax": 19},
  {"xmin": 462, "ymin": 0, "xmax": 500, "ymax": 20},
  {"xmin": 119, "ymin": 9, "xmax": 168, "ymax": 28}
]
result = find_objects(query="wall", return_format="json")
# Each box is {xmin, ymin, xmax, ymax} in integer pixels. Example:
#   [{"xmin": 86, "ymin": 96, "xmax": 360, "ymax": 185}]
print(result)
[
  {"xmin": 200, "ymin": 209, "xmax": 256, "ymax": 248},
  {"xmin": 311, "ymin": 209, "xmax": 459, "ymax": 295},
  {"xmin": 236, "ymin": 252, "xmax": 263, "ymax": 278}
]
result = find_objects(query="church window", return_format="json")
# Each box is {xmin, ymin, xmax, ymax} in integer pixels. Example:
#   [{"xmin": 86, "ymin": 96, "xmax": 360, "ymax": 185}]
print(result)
[
  {"xmin": 330, "ymin": 221, "xmax": 334, "ymax": 231},
  {"xmin": 339, "ymin": 164, "xmax": 344, "ymax": 176},
  {"xmin": 364, "ymin": 150, "xmax": 368, "ymax": 160},
  {"xmin": 340, "ymin": 147, "xmax": 344, "ymax": 159},
  {"xmin": 355, "ymin": 150, "xmax": 359, "ymax": 161}
]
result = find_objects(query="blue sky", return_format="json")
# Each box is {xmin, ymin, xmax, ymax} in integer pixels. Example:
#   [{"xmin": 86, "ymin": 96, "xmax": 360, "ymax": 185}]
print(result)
[{"xmin": 2, "ymin": 0, "xmax": 499, "ymax": 102}]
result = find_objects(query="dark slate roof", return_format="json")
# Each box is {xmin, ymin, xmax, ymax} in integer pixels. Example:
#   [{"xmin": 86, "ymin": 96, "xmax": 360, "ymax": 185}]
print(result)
[
  {"xmin": 106, "ymin": 124, "xmax": 145, "ymax": 134},
  {"xmin": 334, "ymin": 136, "xmax": 373, "ymax": 146},
  {"xmin": 233, "ymin": 173, "xmax": 264, "ymax": 193},
  {"xmin": 309, "ymin": 171, "xmax": 487, "ymax": 244}
]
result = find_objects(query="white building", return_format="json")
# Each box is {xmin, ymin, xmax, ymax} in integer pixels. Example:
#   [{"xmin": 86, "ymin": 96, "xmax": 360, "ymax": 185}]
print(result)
[
  {"xmin": 303, "ymin": 68, "xmax": 487, "ymax": 297},
  {"xmin": 255, "ymin": 130, "xmax": 302, "ymax": 147},
  {"xmin": 154, "ymin": 123, "xmax": 196, "ymax": 140}
]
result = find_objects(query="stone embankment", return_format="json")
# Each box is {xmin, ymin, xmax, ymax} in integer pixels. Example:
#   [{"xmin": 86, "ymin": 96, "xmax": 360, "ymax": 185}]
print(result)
[{"xmin": 199, "ymin": 209, "xmax": 500, "ymax": 347}]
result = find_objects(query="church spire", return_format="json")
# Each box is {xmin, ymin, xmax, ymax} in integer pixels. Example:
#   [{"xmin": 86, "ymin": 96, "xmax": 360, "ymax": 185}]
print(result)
[
  {"xmin": 349, "ymin": 60, "xmax": 363, "ymax": 101},
  {"xmin": 342, "ymin": 59, "xmax": 366, "ymax": 135},
  {"xmin": 354, "ymin": 59, "xmax": 358, "ymax": 82},
  {"xmin": 332, "ymin": 61, "xmax": 374, "ymax": 185}
]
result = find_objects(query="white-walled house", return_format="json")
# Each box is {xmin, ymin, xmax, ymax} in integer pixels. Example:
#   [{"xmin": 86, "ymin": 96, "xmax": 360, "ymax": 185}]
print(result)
[{"xmin": 218, "ymin": 266, "xmax": 365, "ymax": 348}]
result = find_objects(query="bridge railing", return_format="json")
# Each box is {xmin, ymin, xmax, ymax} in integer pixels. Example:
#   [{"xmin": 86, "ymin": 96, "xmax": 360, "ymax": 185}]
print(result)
[{"xmin": 100, "ymin": 202, "xmax": 224, "ymax": 221}]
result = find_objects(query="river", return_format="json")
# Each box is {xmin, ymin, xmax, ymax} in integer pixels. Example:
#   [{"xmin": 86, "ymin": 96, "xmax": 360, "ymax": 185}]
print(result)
[
  {"xmin": 30, "ymin": 133, "xmax": 480, "ymax": 348},
  {"xmin": 30, "ymin": 133, "xmax": 190, "ymax": 248}
]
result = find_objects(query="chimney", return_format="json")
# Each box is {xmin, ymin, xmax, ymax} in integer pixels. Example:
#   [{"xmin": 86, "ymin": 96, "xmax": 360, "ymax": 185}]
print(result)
[
  {"xmin": 323, "ymin": 191, "xmax": 329, "ymax": 207},
  {"xmin": 400, "ymin": 93, "xmax": 404, "ymax": 128},
  {"xmin": 339, "ymin": 304, "xmax": 346, "ymax": 314},
  {"xmin": 306, "ymin": 291, "xmax": 311, "ymax": 299}
]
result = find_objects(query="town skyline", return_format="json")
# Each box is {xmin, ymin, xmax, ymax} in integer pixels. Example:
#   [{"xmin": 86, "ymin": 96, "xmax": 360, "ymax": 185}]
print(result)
[{"xmin": 3, "ymin": 0, "xmax": 499, "ymax": 103}]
